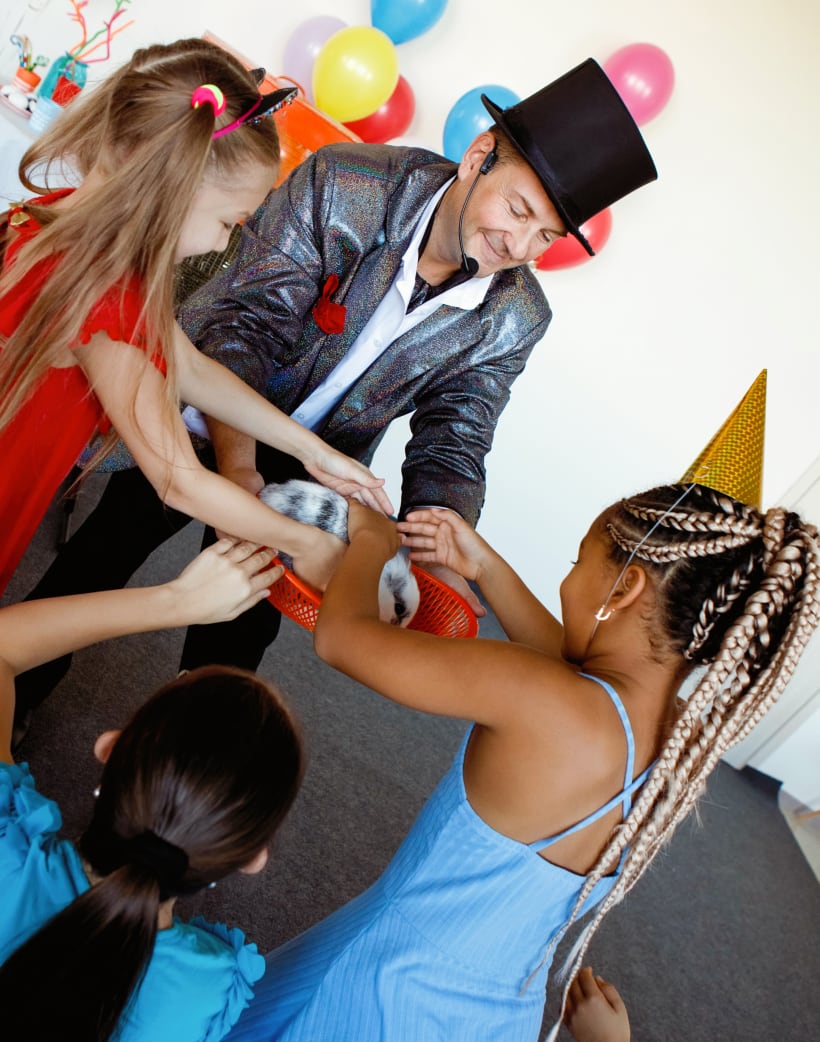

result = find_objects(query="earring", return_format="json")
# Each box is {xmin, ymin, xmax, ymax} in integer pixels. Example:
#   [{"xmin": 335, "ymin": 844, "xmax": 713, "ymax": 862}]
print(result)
[
  {"xmin": 93, "ymin": 786, "xmax": 101, "ymax": 798},
  {"xmin": 594, "ymin": 606, "xmax": 613, "ymax": 622}
]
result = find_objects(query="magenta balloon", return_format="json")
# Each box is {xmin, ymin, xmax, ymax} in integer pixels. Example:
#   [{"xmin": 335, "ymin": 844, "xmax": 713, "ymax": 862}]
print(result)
[
  {"xmin": 603, "ymin": 42, "xmax": 674, "ymax": 125},
  {"xmin": 282, "ymin": 15, "xmax": 348, "ymax": 102}
]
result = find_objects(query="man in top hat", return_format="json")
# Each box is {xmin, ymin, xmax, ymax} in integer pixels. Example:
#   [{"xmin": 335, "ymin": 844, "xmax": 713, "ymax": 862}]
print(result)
[{"xmin": 13, "ymin": 59, "xmax": 657, "ymax": 705}]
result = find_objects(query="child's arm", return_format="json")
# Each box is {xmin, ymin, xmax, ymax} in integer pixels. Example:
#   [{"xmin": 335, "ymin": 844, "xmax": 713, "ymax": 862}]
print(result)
[
  {"xmin": 171, "ymin": 324, "xmax": 393, "ymax": 514},
  {"xmin": 0, "ymin": 540, "xmax": 280, "ymax": 763},
  {"xmin": 314, "ymin": 504, "xmax": 575, "ymax": 728},
  {"xmin": 75, "ymin": 335, "xmax": 347, "ymax": 591},
  {"xmin": 564, "ymin": 967, "xmax": 630, "ymax": 1042},
  {"xmin": 399, "ymin": 508, "xmax": 563, "ymax": 656}
]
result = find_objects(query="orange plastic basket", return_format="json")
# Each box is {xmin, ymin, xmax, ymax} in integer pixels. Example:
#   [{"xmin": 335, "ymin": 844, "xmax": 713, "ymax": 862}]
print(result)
[{"xmin": 267, "ymin": 561, "xmax": 478, "ymax": 639}]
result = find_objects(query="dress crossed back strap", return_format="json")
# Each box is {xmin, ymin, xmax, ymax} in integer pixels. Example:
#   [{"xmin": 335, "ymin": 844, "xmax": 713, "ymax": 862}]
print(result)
[{"xmin": 531, "ymin": 672, "xmax": 653, "ymax": 853}]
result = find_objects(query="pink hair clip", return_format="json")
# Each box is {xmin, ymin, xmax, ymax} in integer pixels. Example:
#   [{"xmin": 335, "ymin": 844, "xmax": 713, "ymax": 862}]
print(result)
[{"xmin": 191, "ymin": 84, "xmax": 227, "ymax": 116}]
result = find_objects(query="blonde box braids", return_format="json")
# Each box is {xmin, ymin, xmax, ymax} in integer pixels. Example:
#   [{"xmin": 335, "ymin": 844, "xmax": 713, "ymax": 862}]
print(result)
[{"xmin": 543, "ymin": 485, "xmax": 820, "ymax": 1041}]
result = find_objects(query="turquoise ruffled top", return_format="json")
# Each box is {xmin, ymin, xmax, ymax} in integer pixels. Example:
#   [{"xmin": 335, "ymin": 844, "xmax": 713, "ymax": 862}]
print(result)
[{"xmin": 0, "ymin": 762, "xmax": 264, "ymax": 1042}]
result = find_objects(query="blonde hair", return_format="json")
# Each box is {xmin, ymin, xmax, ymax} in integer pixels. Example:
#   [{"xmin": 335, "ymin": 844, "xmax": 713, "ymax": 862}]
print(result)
[
  {"xmin": 545, "ymin": 484, "xmax": 820, "ymax": 1039},
  {"xmin": 0, "ymin": 38, "xmax": 280, "ymax": 471}
]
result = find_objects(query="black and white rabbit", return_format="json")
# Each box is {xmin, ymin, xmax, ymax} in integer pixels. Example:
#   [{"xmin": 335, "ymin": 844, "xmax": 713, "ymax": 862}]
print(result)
[{"xmin": 259, "ymin": 480, "xmax": 420, "ymax": 627}]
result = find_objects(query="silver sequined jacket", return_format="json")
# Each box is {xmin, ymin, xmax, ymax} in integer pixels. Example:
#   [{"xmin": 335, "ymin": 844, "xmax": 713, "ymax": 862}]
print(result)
[{"xmin": 177, "ymin": 144, "xmax": 551, "ymax": 526}]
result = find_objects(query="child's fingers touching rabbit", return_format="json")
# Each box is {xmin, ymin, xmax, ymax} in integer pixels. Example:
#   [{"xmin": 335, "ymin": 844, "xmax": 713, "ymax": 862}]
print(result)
[{"xmin": 168, "ymin": 539, "xmax": 283, "ymax": 624}]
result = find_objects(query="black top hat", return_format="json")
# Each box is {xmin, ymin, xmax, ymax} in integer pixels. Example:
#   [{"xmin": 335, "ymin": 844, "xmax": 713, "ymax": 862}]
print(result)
[{"xmin": 481, "ymin": 59, "xmax": 657, "ymax": 255}]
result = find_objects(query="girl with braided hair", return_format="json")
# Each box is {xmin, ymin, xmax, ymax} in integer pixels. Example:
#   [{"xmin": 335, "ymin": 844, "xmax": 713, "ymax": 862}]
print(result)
[
  {"xmin": 0, "ymin": 36, "xmax": 390, "ymax": 598},
  {"xmin": 0, "ymin": 540, "xmax": 303, "ymax": 1042},
  {"xmin": 225, "ymin": 484, "xmax": 819, "ymax": 1042}
]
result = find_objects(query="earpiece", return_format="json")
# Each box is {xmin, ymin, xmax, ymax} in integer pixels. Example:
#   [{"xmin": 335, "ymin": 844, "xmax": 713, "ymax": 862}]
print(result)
[
  {"xmin": 479, "ymin": 149, "xmax": 497, "ymax": 175},
  {"xmin": 458, "ymin": 148, "xmax": 498, "ymax": 277},
  {"xmin": 594, "ymin": 606, "xmax": 613, "ymax": 622}
]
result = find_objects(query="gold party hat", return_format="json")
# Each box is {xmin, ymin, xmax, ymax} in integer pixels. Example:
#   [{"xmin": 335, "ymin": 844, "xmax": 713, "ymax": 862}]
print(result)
[{"xmin": 679, "ymin": 370, "xmax": 766, "ymax": 509}]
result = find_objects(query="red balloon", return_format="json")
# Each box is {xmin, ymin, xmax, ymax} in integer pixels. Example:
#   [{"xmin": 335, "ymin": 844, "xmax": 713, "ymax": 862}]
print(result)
[
  {"xmin": 534, "ymin": 209, "xmax": 613, "ymax": 271},
  {"xmin": 344, "ymin": 74, "xmax": 415, "ymax": 143}
]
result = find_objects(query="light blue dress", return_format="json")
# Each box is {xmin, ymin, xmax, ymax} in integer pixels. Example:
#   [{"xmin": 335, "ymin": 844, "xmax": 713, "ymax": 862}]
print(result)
[
  {"xmin": 228, "ymin": 674, "xmax": 651, "ymax": 1042},
  {"xmin": 0, "ymin": 762, "xmax": 264, "ymax": 1042}
]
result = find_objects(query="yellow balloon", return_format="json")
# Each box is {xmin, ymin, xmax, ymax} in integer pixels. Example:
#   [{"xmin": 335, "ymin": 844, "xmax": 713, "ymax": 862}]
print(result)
[{"xmin": 313, "ymin": 26, "xmax": 399, "ymax": 123}]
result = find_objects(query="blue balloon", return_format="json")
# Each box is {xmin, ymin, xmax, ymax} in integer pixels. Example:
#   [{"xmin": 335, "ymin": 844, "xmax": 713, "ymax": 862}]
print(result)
[
  {"xmin": 372, "ymin": 0, "xmax": 448, "ymax": 46},
  {"xmin": 442, "ymin": 84, "xmax": 520, "ymax": 162}
]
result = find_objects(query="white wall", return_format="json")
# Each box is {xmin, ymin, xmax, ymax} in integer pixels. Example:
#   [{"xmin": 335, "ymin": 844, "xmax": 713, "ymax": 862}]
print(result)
[
  {"xmin": 6, "ymin": 0, "xmax": 820, "ymax": 612},
  {"xmin": 722, "ymin": 455, "xmax": 820, "ymax": 805}
]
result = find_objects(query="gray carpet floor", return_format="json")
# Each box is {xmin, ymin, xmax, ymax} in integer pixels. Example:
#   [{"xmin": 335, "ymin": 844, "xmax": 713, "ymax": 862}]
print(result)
[{"xmin": 4, "ymin": 475, "xmax": 819, "ymax": 1042}]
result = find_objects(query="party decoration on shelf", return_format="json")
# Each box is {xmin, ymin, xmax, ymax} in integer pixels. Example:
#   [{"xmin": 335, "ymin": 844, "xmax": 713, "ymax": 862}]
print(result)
[
  {"xmin": 282, "ymin": 15, "xmax": 347, "ymax": 103},
  {"xmin": 66, "ymin": 0, "xmax": 135, "ymax": 65},
  {"xmin": 39, "ymin": 0, "xmax": 136, "ymax": 104},
  {"xmin": 344, "ymin": 74, "xmax": 415, "ymax": 142},
  {"xmin": 313, "ymin": 25, "xmax": 399, "ymax": 122},
  {"xmin": 534, "ymin": 209, "xmax": 613, "ymax": 271},
  {"xmin": 27, "ymin": 0, "xmax": 135, "ymax": 133},
  {"xmin": 442, "ymin": 84, "xmax": 519, "ymax": 162},
  {"xmin": 371, "ymin": 0, "xmax": 448, "ymax": 45},
  {"xmin": 10, "ymin": 34, "xmax": 48, "ymax": 93},
  {"xmin": 38, "ymin": 51, "xmax": 87, "ymax": 105},
  {"xmin": 1, "ymin": 33, "xmax": 48, "ymax": 116},
  {"xmin": 679, "ymin": 370, "xmax": 767, "ymax": 510},
  {"xmin": 603, "ymin": 42, "xmax": 674, "ymax": 126}
]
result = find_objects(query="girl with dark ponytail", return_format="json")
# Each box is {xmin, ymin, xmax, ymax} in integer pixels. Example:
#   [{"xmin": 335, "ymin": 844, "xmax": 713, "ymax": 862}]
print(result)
[
  {"xmin": 224, "ymin": 482, "xmax": 819, "ymax": 1042},
  {"xmin": 0, "ymin": 539, "xmax": 303, "ymax": 1042}
]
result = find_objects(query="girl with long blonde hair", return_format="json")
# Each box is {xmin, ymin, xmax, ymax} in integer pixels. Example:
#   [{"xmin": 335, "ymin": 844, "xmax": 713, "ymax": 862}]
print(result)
[
  {"xmin": 224, "ymin": 482, "xmax": 819, "ymax": 1042},
  {"xmin": 0, "ymin": 37, "xmax": 390, "ymax": 596}
]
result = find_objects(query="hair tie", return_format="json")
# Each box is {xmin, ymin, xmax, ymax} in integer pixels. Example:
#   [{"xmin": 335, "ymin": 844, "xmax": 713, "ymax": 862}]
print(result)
[
  {"xmin": 81, "ymin": 824, "xmax": 192, "ymax": 901},
  {"xmin": 127, "ymin": 830, "xmax": 189, "ymax": 888},
  {"xmin": 191, "ymin": 84, "xmax": 227, "ymax": 116}
]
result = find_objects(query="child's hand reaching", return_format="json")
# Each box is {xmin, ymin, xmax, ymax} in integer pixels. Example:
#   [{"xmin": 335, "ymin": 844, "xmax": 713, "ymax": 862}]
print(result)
[
  {"xmin": 564, "ymin": 967, "xmax": 630, "ymax": 1042},
  {"xmin": 303, "ymin": 446, "xmax": 394, "ymax": 516},
  {"xmin": 167, "ymin": 539, "xmax": 283, "ymax": 624},
  {"xmin": 398, "ymin": 509, "xmax": 491, "ymax": 583}
]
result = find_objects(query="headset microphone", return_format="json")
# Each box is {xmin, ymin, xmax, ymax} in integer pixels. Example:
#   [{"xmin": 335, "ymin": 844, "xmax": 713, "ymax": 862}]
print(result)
[{"xmin": 458, "ymin": 148, "xmax": 497, "ymax": 276}]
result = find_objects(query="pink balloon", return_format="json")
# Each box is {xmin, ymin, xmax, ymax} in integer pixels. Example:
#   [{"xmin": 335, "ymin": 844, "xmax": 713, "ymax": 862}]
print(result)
[
  {"xmin": 282, "ymin": 15, "xmax": 348, "ymax": 103},
  {"xmin": 603, "ymin": 43, "xmax": 674, "ymax": 125},
  {"xmin": 534, "ymin": 210, "xmax": 613, "ymax": 271}
]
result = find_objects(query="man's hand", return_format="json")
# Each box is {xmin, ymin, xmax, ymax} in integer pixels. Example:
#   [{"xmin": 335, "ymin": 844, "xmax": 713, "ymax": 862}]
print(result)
[
  {"xmin": 221, "ymin": 465, "xmax": 265, "ymax": 497},
  {"xmin": 398, "ymin": 509, "xmax": 490, "ymax": 617},
  {"xmin": 206, "ymin": 466, "xmax": 266, "ymax": 541},
  {"xmin": 412, "ymin": 561, "xmax": 486, "ymax": 618}
]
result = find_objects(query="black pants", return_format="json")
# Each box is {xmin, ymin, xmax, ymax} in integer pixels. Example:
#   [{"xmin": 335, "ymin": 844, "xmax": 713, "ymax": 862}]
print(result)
[{"xmin": 14, "ymin": 445, "xmax": 307, "ymax": 721}]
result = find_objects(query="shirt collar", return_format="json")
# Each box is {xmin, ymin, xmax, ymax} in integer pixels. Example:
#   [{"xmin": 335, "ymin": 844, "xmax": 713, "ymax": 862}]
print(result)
[{"xmin": 396, "ymin": 177, "xmax": 493, "ymax": 311}]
